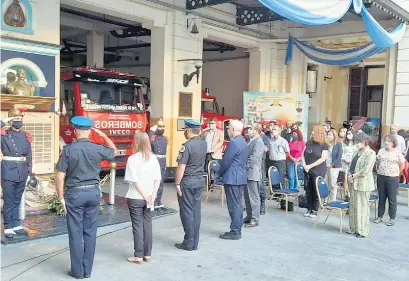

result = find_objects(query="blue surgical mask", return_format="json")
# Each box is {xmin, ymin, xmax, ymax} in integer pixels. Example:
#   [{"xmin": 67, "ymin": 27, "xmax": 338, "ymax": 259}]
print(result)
[
  {"xmin": 292, "ymin": 135, "xmax": 298, "ymax": 141},
  {"xmin": 12, "ymin": 120, "xmax": 23, "ymax": 129}
]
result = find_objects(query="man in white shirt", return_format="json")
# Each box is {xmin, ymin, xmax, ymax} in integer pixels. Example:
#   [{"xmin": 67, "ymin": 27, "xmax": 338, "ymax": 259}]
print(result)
[{"xmin": 201, "ymin": 118, "xmax": 224, "ymax": 171}]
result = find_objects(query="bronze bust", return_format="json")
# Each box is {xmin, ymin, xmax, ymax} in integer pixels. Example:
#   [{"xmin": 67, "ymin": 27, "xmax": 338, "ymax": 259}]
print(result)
[{"xmin": 7, "ymin": 69, "xmax": 35, "ymax": 96}]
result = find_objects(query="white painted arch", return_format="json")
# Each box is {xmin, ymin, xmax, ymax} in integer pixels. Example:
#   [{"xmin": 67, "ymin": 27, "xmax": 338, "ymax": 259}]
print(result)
[{"xmin": 1, "ymin": 58, "xmax": 48, "ymax": 87}]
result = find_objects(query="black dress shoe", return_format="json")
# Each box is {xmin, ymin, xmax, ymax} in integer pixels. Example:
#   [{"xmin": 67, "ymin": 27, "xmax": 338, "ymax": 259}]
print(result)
[
  {"xmin": 219, "ymin": 232, "xmax": 241, "ymax": 240},
  {"xmin": 14, "ymin": 229, "xmax": 28, "ymax": 236},
  {"xmin": 68, "ymin": 270, "xmax": 84, "ymax": 279},
  {"xmin": 244, "ymin": 220, "xmax": 259, "ymax": 228},
  {"xmin": 243, "ymin": 216, "xmax": 251, "ymax": 224},
  {"xmin": 174, "ymin": 243, "xmax": 193, "ymax": 251}
]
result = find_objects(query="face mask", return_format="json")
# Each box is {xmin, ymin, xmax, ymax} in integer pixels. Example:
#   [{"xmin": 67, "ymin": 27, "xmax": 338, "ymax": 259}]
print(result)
[
  {"xmin": 385, "ymin": 141, "xmax": 392, "ymax": 149},
  {"xmin": 272, "ymin": 130, "xmax": 279, "ymax": 137},
  {"xmin": 246, "ymin": 129, "xmax": 254, "ymax": 138},
  {"xmin": 339, "ymin": 132, "xmax": 345, "ymax": 138},
  {"xmin": 355, "ymin": 143, "xmax": 364, "ymax": 150},
  {"xmin": 209, "ymin": 124, "xmax": 216, "ymax": 130},
  {"xmin": 347, "ymin": 134, "xmax": 353, "ymax": 140},
  {"xmin": 12, "ymin": 121, "xmax": 23, "ymax": 129},
  {"xmin": 391, "ymin": 130, "xmax": 397, "ymax": 135},
  {"xmin": 292, "ymin": 134, "xmax": 298, "ymax": 141},
  {"xmin": 156, "ymin": 129, "xmax": 164, "ymax": 136}
]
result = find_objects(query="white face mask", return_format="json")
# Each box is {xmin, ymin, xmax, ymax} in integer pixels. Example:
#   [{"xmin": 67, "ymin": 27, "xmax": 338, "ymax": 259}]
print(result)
[
  {"xmin": 209, "ymin": 124, "xmax": 216, "ymax": 130},
  {"xmin": 347, "ymin": 134, "xmax": 353, "ymax": 140},
  {"xmin": 272, "ymin": 130, "xmax": 279, "ymax": 137},
  {"xmin": 385, "ymin": 140, "xmax": 393, "ymax": 149}
]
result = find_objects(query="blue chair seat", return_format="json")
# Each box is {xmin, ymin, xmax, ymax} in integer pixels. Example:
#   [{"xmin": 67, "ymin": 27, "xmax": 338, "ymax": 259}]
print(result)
[
  {"xmin": 398, "ymin": 183, "xmax": 409, "ymax": 189},
  {"xmin": 214, "ymin": 179, "xmax": 224, "ymax": 185},
  {"xmin": 369, "ymin": 194, "xmax": 378, "ymax": 201},
  {"xmin": 273, "ymin": 188, "xmax": 298, "ymax": 194},
  {"xmin": 324, "ymin": 201, "xmax": 349, "ymax": 209}
]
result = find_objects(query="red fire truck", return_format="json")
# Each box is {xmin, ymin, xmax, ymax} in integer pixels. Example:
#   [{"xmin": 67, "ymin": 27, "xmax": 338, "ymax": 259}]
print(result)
[
  {"xmin": 60, "ymin": 67, "xmax": 150, "ymax": 170},
  {"xmin": 200, "ymin": 90, "xmax": 240, "ymax": 151}
]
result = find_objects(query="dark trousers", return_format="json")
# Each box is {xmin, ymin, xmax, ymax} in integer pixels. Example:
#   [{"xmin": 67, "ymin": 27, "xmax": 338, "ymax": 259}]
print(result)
[
  {"xmin": 377, "ymin": 175, "xmax": 398, "ymax": 219},
  {"xmin": 2, "ymin": 180, "xmax": 26, "ymax": 229},
  {"xmin": 127, "ymin": 198, "xmax": 152, "ymax": 257},
  {"xmin": 178, "ymin": 178, "xmax": 204, "ymax": 249},
  {"xmin": 224, "ymin": 184, "xmax": 245, "ymax": 235},
  {"xmin": 155, "ymin": 159, "xmax": 166, "ymax": 206},
  {"xmin": 204, "ymin": 153, "xmax": 213, "ymax": 172},
  {"xmin": 65, "ymin": 187, "xmax": 100, "ymax": 277},
  {"xmin": 305, "ymin": 172, "xmax": 319, "ymax": 212},
  {"xmin": 271, "ymin": 160, "xmax": 287, "ymax": 186},
  {"xmin": 260, "ymin": 153, "xmax": 267, "ymax": 201}
]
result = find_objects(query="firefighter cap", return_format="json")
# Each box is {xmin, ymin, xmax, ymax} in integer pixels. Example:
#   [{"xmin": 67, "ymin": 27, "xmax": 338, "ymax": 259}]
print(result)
[
  {"xmin": 183, "ymin": 119, "xmax": 201, "ymax": 129},
  {"xmin": 156, "ymin": 117, "xmax": 165, "ymax": 127},
  {"xmin": 71, "ymin": 116, "xmax": 94, "ymax": 130},
  {"xmin": 8, "ymin": 107, "xmax": 25, "ymax": 118}
]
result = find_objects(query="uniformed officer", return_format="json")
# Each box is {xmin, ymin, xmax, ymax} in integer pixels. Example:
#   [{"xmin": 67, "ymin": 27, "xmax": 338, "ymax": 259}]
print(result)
[
  {"xmin": 148, "ymin": 117, "xmax": 168, "ymax": 209},
  {"xmin": 1, "ymin": 107, "xmax": 32, "ymax": 239},
  {"xmin": 174, "ymin": 119, "xmax": 207, "ymax": 251},
  {"xmin": 55, "ymin": 116, "xmax": 118, "ymax": 279}
]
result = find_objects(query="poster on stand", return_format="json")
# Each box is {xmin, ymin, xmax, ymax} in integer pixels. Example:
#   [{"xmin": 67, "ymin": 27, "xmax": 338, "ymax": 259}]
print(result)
[
  {"xmin": 243, "ymin": 92, "xmax": 309, "ymax": 138},
  {"xmin": 350, "ymin": 116, "xmax": 381, "ymax": 151}
]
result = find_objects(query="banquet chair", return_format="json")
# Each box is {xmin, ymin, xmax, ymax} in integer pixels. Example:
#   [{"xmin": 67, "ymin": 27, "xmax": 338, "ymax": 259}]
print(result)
[
  {"xmin": 205, "ymin": 160, "xmax": 225, "ymax": 206},
  {"xmin": 268, "ymin": 166, "xmax": 299, "ymax": 215},
  {"xmin": 313, "ymin": 176, "xmax": 349, "ymax": 233}
]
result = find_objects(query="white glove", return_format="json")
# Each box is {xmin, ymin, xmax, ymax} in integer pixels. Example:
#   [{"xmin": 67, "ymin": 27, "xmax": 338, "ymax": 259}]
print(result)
[{"xmin": 150, "ymin": 125, "xmax": 158, "ymax": 131}]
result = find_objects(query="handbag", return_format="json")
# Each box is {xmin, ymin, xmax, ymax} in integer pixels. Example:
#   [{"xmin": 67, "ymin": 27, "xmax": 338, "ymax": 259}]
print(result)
[{"xmin": 280, "ymin": 199, "xmax": 294, "ymax": 212}]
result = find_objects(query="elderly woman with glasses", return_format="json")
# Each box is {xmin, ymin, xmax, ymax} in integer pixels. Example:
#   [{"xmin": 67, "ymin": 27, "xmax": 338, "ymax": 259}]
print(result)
[{"xmin": 347, "ymin": 133, "xmax": 376, "ymax": 238}]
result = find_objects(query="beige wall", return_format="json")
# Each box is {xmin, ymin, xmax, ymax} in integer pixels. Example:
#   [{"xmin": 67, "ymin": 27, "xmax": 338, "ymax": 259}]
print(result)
[{"xmin": 202, "ymin": 58, "xmax": 249, "ymax": 117}]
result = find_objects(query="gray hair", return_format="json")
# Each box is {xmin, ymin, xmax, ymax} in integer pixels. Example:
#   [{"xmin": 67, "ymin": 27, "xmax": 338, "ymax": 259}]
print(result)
[
  {"xmin": 229, "ymin": 119, "xmax": 244, "ymax": 132},
  {"xmin": 354, "ymin": 132, "xmax": 370, "ymax": 145},
  {"xmin": 252, "ymin": 123, "xmax": 263, "ymax": 133}
]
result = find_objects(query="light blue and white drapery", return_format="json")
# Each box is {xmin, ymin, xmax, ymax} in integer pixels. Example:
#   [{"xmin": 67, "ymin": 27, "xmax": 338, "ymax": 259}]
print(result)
[
  {"xmin": 285, "ymin": 36, "xmax": 384, "ymax": 66},
  {"xmin": 258, "ymin": 0, "xmax": 407, "ymax": 48}
]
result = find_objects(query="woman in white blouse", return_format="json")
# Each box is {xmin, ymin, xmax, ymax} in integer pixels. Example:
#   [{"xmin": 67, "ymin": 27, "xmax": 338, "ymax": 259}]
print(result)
[{"xmin": 124, "ymin": 132, "xmax": 162, "ymax": 264}]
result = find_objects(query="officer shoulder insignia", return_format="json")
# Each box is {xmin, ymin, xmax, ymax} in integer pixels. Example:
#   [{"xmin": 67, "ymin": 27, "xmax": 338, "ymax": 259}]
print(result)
[
  {"xmin": 24, "ymin": 131, "xmax": 33, "ymax": 143},
  {"xmin": 179, "ymin": 145, "xmax": 185, "ymax": 153}
]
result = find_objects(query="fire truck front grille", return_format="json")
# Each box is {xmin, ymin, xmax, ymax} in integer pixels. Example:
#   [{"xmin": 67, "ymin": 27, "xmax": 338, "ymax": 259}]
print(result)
[{"xmin": 116, "ymin": 143, "xmax": 130, "ymax": 150}]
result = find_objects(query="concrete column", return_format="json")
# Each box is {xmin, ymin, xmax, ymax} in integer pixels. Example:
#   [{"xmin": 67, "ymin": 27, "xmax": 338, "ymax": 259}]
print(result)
[
  {"xmin": 393, "ymin": 30, "xmax": 409, "ymax": 127},
  {"xmin": 86, "ymin": 30, "xmax": 104, "ymax": 68},
  {"xmin": 149, "ymin": 11, "xmax": 203, "ymax": 166},
  {"xmin": 383, "ymin": 46, "xmax": 398, "ymax": 128},
  {"xmin": 286, "ymin": 45, "xmax": 307, "ymax": 94},
  {"xmin": 248, "ymin": 43, "xmax": 271, "ymax": 92}
]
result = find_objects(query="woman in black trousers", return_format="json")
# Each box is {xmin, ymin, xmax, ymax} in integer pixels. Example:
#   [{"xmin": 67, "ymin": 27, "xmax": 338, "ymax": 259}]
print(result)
[
  {"xmin": 302, "ymin": 125, "xmax": 329, "ymax": 218},
  {"xmin": 375, "ymin": 134, "xmax": 405, "ymax": 226},
  {"xmin": 124, "ymin": 132, "xmax": 162, "ymax": 264}
]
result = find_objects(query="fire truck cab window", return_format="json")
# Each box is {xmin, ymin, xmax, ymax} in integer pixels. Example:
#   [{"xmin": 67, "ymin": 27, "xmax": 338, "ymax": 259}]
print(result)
[{"xmin": 79, "ymin": 82, "xmax": 144, "ymax": 112}]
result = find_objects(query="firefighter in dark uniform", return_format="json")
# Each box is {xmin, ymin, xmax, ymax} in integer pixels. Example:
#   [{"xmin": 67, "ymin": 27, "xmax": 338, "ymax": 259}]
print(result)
[
  {"xmin": 55, "ymin": 116, "xmax": 117, "ymax": 279},
  {"xmin": 148, "ymin": 117, "xmax": 168, "ymax": 209},
  {"xmin": 1, "ymin": 107, "xmax": 32, "ymax": 239},
  {"xmin": 174, "ymin": 119, "xmax": 207, "ymax": 251}
]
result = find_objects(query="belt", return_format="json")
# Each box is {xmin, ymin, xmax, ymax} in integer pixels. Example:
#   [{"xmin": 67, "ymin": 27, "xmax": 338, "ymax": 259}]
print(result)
[
  {"xmin": 68, "ymin": 184, "xmax": 99, "ymax": 189},
  {"xmin": 2, "ymin": 156, "xmax": 27, "ymax": 161},
  {"xmin": 154, "ymin": 154, "xmax": 166, "ymax": 158}
]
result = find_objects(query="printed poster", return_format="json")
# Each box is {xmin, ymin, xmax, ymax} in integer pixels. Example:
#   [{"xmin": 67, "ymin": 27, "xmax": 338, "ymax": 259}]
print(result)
[{"xmin": 243, "ymin": 92, "xmax": 309, "ymax": 138}]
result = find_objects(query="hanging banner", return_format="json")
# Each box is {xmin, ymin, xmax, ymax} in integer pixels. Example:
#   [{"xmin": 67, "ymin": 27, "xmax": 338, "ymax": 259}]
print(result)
[{"xmin": 243, "ymin": 92, "xmax": 309, "ymax": 138}]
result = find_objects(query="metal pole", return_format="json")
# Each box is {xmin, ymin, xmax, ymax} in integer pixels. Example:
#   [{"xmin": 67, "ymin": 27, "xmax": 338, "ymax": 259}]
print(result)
[
  {"xmin": 19, "ymin": 189, "xmax": 26, "ymax": 220},
  {"xmin": 109, "ymin": 162, "xmax": 117, "ymax": 205}
]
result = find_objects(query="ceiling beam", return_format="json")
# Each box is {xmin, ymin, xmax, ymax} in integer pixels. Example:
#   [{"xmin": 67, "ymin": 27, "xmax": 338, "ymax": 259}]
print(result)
[
  {"xmin": 186, "ymin": 0, "xmax": 235, "ymax": 10},
  {"xmin": 236, "ymin": 6, "xmax": 284, "ymax": 26}
]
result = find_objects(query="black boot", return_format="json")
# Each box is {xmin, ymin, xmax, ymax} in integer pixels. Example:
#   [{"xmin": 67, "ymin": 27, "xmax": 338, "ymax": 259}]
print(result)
[{"xmin": 260, "ymin": 200, "xmax": 266, "ymax": 215}]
